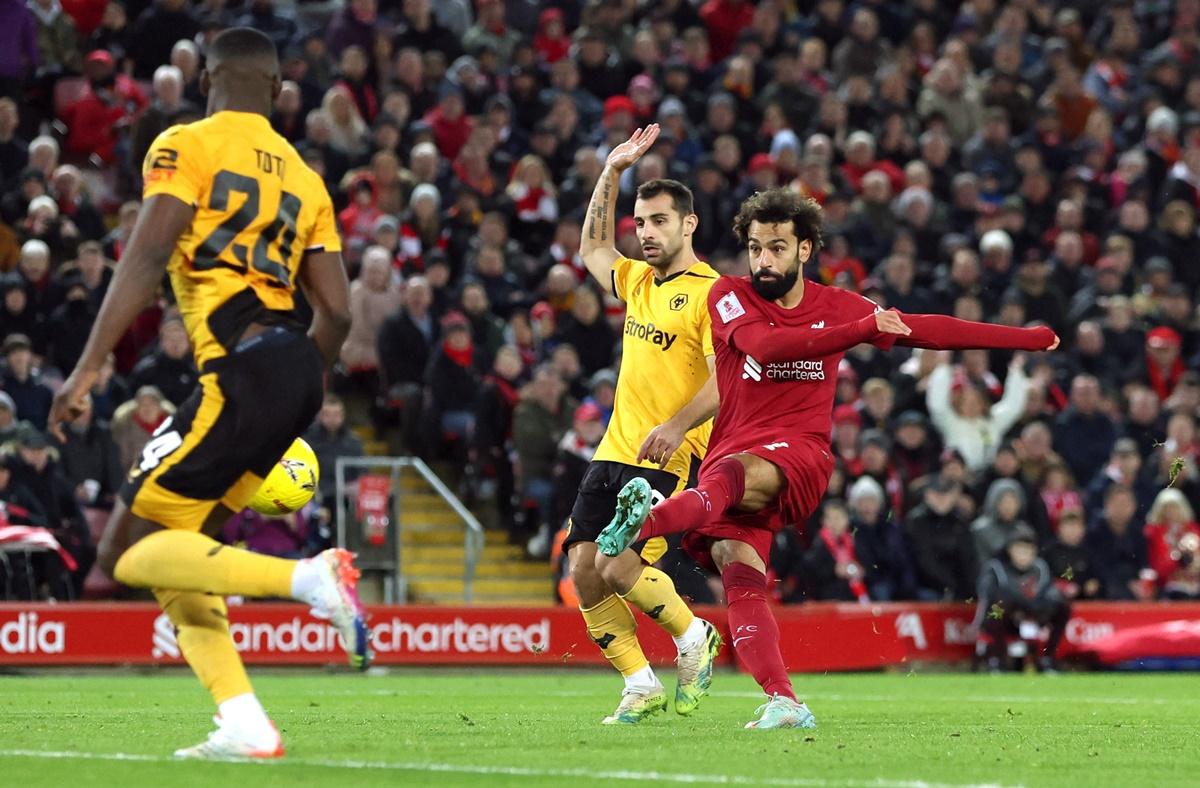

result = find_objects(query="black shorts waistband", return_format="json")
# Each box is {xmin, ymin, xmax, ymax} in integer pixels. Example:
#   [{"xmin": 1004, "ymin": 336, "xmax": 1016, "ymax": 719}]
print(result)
[{"xmin": 201, "ymin": 327, "xmax": 309, "ymax": 374}]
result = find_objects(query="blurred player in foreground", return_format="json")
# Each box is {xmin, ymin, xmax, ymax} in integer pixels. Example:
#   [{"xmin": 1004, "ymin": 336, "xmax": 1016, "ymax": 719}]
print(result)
[
  {"xmin": 50, "ymin": 28, "xmax": 369, "ymax": 759},
  {"xmin": 571, "ymin": 124, "xmax": 722, "ymax": 724},
  {"xmin": 598, "ymin": 189, "xmax": 1059, "ymax": 729}
]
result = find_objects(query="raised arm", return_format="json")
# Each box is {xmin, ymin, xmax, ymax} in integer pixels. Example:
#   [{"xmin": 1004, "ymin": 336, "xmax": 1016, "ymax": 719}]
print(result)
[
  {"xmin": 580, "ymin": 125, "xmax": 660, "ymax": 297},
  {"xmin": 49, "ymin": 193, "xmax": 193, "ymax": 434},
  {"xmin": 988, "ymin": 356, "xmax": 1030, "ymax": 436},
  {"xmin": 924, "ymin": 360, "xmax": 955, "ymax": 431}
]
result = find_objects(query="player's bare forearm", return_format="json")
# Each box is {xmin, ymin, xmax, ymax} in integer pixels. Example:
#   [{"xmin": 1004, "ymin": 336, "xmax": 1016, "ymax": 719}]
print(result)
[
  {"xmin": 895, "ymin": 314, "xmax": 1058, "ymax": 351},
  {"xmin": 674, "ymin": 361, "xmax": 719, "ymax": 430},
  {"xmin": 300, "ymin": 250, "xmax": 352, "ymax": 369},
  {"xmin": 579, "ymin": 166, "xmax": 621, "ymax": 294},
  {"xmin": 309, "ymin": 310, "xmax": 350, "ymax": 369},
  {"xmin": 75, "ymin": 194, "xmax": 192, "ymax": 375},
  {"xmin": 638, "ymin": 357, "xmax": 717, "ymax": 467}
]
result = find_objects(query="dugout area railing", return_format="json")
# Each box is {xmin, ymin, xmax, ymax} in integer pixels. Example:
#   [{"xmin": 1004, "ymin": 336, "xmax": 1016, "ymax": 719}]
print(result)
[{"xmin": 334, "ymin": 456, "xmax": 485, "ymax": 604}]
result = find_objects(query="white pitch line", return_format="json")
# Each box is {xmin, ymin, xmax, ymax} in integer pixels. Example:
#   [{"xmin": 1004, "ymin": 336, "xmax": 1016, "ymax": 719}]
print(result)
[{"xmin": 0, "ymin": 748, "xmax": 1020, "ymax": 788}]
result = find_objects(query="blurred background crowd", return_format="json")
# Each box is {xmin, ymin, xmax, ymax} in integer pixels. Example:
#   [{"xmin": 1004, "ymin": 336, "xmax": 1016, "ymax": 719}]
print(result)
[{"xmin": 0, "ymin": 0, "xmax": 1199, "ymax": 608}]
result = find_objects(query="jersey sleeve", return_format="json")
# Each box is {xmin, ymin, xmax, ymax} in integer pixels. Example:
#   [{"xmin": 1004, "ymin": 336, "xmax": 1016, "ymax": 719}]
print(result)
[
  {"xmin": 142, "ymin": 125, "xmax": 206, "ymax": 206},
  {"xmin": 698, "ymin": 287, "xmax": 715, "ymax": 357},
  {"xmin": 610, "ymin": 256, "xmax": 639, "ymax": 301},
  {"xmin": 829, "ymin": 288, "xmax": 897, "ymax": 350},
  {"xmin": 305, "ymin": 183, "xmax": 343, "ymax": 254}
]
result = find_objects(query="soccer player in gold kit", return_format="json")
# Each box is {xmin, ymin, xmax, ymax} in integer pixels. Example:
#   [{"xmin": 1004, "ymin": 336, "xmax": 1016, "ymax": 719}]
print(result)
[
  {"xmin": 569, "ymin": 124, "xmax": 722, "ymax": 723},
  {"xmin": 50, "ymin": 28, "xmax": 369, "ymax": 760}
]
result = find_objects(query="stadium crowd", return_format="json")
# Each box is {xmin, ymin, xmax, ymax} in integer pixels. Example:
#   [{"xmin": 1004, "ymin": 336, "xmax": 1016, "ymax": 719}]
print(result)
[{"xmin": 0, "ymin": 0, "xmax": 1199, "ymax": 607}]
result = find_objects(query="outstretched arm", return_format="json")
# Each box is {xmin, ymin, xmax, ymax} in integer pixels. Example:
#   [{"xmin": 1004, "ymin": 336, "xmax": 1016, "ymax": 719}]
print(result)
[
  {"xmin": 729, "ymin": 310, "xmax": 904, "ymax": 363},
  {"xmin": 894, "ymin": 313, "xmax": 1059, "ymax": 352},
  {"xmin": 48, "ymin": 193, "xmax": 193, "ymax": 435}
]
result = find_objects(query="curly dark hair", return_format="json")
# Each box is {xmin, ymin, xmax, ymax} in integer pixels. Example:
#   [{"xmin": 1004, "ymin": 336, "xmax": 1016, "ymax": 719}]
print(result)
[{"xmin": 732, "ymin": 189, "xmax": 824, "ymax": 251}]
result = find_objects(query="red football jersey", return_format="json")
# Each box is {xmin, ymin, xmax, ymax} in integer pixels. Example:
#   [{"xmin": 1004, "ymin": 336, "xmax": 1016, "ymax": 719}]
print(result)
[{"xmin": 706, "ymin": 276, "xmax": 893, "ymax": 460}]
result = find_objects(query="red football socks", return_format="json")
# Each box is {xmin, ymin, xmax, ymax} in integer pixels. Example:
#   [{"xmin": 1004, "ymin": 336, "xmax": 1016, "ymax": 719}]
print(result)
[
  {"xmin": 637, "ymin": 456, "xmax": 747, "ymax": 541},
  {"xmin": 723, "ymin": 561, "xmax": 795, "ymax": 700}
]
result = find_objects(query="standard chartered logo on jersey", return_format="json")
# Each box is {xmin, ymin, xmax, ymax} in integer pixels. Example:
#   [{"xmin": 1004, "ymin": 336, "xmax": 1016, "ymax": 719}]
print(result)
[{"xmin": 743, "ymin": 356, "xmax": 826, "ymax": 382}]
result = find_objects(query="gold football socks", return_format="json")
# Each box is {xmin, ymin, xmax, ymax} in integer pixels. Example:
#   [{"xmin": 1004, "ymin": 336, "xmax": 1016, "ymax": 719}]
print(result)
[
  {"xmin": 114, "ymin": 530, "xmax": 295, "ymax": 598},
  {"xmin": 580, "ymin": 593, "xmax": 650, "ymax": 677}
]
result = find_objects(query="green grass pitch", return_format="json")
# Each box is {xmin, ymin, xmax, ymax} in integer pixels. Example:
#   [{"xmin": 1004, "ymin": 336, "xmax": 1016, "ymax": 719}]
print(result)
[{"xmin": 0, "ymin": 669, "xmax": 1195, "ymax": 787}]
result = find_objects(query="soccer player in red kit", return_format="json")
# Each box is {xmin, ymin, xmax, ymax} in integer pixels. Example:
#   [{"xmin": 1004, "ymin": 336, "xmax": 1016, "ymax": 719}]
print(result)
[{"xmin": 596, "ymin": 189, "xmax": 1060, "ymax": 729}]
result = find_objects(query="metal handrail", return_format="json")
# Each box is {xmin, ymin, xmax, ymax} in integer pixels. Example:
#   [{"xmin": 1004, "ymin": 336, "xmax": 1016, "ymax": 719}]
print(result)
[
  {"xmin": 334, "ymin": 456, "xmax": 483, "ymax": 603},
  {"xmin": 406, "ymin": 457, "xmax": 486, "ymax": 602}
]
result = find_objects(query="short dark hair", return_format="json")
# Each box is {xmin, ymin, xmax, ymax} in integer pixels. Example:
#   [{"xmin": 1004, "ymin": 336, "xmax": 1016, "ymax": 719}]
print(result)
[
  {"xmin": 208, "ymin": 27, "xmax": 279, "ymax": 67},
  {"xmin": 732, "ymin": 189, "xmax": 824, "ymax": 250},
  {"xmin": 635, "ymin": 179, "xmax": 694, "ymax": 217}
]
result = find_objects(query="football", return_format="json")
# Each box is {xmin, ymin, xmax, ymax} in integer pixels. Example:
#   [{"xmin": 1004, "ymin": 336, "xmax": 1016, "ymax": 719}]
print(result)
[{"xmin": 248, "ymin": 437, "xmax": 320, "ymax": 516}]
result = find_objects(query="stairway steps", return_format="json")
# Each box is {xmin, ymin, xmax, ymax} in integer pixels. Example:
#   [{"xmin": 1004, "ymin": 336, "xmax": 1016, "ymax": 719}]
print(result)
[
  {"xmin": 399, "ymin": 511, "xmax": 464, "ymax": 527},
  {"xmin": 399, "ymin": 493, "xmax": 450, "ymax": 509},
  {"xmin": 402, "ymin": 528, "xmax": 511, "ymax": 546},
  {"xmin": 420, "ymin": 594, "xmax": 557, "ymax": 606},
  {"xmin": 363, "ymin": 440, "xmax": 389, "ymax": 456},
  {"xmin": 332, "ymin": 470, "xmax": 431, "ymax": 493},
  {"xmin": 403, "ymin": 560, "xmax": 549, "ymax": 579},
  {"xmin": 333, "ymin": 457, "xmax": 551, "ymax": 605},
  {"xmin": 402, "ymin": 543, "xmax": 526, "ymax": 562},
  {"xmin": 408, "ymin": 577, "xmax": 552, "ymax": 597}
]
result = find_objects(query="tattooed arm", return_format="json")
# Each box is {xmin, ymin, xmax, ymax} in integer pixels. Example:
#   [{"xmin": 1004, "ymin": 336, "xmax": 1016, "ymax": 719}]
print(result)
[{"xmin": 580, "ymin": 125, "xmax": 660, "ymax": 297}]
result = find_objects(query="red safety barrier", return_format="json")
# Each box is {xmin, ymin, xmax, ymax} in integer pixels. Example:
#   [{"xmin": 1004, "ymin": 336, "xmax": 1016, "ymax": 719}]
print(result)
[{"xmin": 1, "ymin": 602, "xmax": 1198, "ymax": 669}]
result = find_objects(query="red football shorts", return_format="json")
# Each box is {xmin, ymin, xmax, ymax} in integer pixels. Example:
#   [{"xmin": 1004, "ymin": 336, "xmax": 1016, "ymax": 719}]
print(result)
[{"xmin": 682, "ymin": 436, "xmax": 835, "ymax": 571}]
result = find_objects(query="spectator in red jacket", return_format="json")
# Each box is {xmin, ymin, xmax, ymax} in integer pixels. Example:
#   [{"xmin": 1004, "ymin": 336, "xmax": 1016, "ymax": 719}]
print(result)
[
  {"xmin": 1144, "ymin": 488, "xmax": 1200, "ymax": 599},
  {"xmin": 1144, "ymin": 326, "xmax": 1184, "ymax": 402},
  {"xmin": 61, "ymin": 49, "xmax": 147, "ymax": 164},
  {"xmin": 839, "ymin": 130, "xmax": 904, "ymax": 194},
  {"xmin": 423, "ymin": 84, "xmax": 473, "ymax": 161},
  {"xmin": 337, "ymin": 175, "xmax": 382, "ymax": 260},
  {"xmin": 699, "ymin": 0, "xmax": 754, "ymax": 61},
  {"xmin": 533, "ymin": 7, "xmax": 569, "ymax": 65}
]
